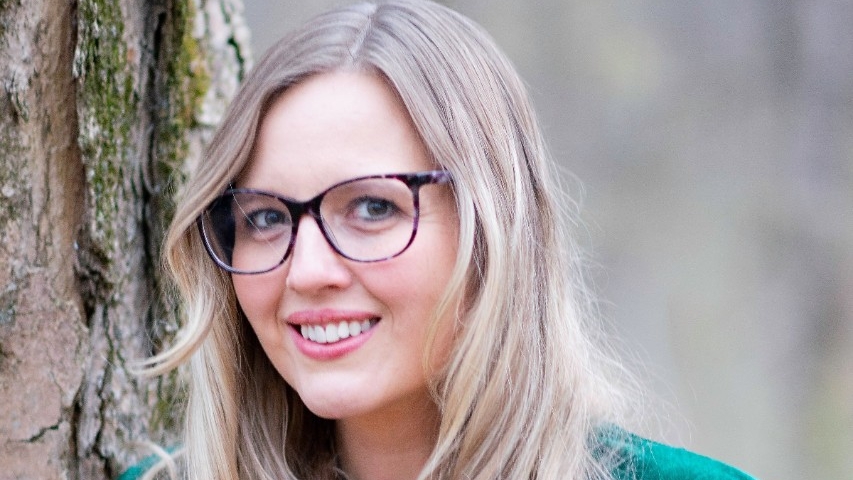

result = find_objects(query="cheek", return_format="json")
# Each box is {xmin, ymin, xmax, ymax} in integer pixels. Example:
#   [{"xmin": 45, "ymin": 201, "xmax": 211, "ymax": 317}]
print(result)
[
  {"xmin": 364, "ymin": 218, "xmax": 460, "ymax": 345},
  {"xmin": 232, "ymin": 274, "xmax": 281, "ymax": 323},
  {"xmin": 366, "ymin": 231, "xmax": 457, "ymax": 314}
]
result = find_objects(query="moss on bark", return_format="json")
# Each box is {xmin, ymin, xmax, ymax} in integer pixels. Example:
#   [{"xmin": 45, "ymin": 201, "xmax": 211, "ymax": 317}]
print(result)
[
  {"xmin": 74, "ymin": 0, "xmax": 136, "ymax": 276},
  {"xmin": 72, "ymin": 0, "xmax": 213, "ymax": 470}
]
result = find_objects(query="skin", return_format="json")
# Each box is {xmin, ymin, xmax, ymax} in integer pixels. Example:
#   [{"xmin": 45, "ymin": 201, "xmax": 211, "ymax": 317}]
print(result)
[{"xmin": 232, "ymin": 71, "xmax": 459, "ymax": 480}]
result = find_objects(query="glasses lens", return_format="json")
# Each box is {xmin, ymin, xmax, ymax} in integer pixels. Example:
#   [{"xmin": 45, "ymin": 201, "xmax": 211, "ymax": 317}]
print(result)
[
  {"xmin": 321, "ymin": 177, "xmax": 417, "ymax": 261},
  {"xmin": 201, "ymin": 192, "xmax": 293, "ymax": 273}
]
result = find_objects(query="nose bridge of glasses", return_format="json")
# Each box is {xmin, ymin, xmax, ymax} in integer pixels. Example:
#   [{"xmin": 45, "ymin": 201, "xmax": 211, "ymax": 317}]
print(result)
[
  {"xmin": 280, "ymin": 194, "xmax": 324, "ymax": 229},
  {"xmin": 286, "ymin": 194, "xmax": 341, "ymax": 256}
]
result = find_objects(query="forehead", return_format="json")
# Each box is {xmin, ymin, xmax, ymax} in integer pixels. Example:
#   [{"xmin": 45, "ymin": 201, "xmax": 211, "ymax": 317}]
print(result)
[{"xmin": 240, "ymin": 71, "xmax": 433, "ymax": 198}]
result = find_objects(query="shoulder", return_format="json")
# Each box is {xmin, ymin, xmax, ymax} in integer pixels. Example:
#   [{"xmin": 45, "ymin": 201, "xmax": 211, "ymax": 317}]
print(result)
[
  {"xmin": 118, "ymin": 460, "xmax": 152, "ymax": 480},
  {"xmin": 597, "ymin": 429, "xmax": 758, "ymax": 480},
  {"xmin": 118, "ymin": 446, "xmax": 183, "ymax": 480}
]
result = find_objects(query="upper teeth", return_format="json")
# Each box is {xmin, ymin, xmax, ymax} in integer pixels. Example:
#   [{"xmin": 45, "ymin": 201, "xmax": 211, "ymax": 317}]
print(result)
[{"xmin": 300, "ymin": 319, "xmax": 376, "ymax": 344}]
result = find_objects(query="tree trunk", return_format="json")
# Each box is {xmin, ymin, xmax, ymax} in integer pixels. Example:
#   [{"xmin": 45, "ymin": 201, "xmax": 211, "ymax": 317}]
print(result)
[{"xmin": 0, "ymin": 0, "xmax": 250, "ymax": 478}]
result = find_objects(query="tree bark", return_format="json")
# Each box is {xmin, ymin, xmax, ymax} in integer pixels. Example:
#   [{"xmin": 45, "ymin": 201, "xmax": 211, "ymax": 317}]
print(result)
[{"xmin": 0, "ymin": 0, "xmax": 250, "ymax": 478}]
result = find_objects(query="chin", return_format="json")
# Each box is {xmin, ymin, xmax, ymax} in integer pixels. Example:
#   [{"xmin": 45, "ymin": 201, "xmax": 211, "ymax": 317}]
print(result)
[
  {"xmin": 292, "ymin": 382, "xmax": 370, "ymax": 420},
  {"xmin": 300, "ymin": 395, "xmax": 365, "ymax": 420}
]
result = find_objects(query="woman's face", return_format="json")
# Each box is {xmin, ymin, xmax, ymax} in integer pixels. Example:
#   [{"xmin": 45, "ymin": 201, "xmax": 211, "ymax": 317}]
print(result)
[{"xmin": 233, "ymin": 71, "xmax": 459, "ymax": 421}]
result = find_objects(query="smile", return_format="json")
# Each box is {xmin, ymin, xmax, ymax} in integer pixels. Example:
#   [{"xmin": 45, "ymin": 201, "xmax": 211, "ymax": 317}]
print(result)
[{"xmin": 299, "ymin": 319, "xmax": 379, "ymax": 344}]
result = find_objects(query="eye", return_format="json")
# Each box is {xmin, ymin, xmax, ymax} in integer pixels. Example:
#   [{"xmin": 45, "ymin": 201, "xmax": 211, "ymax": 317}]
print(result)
[
  {"xmin": 247, "ymin": 208, "xmax": 289, "ymax": 229},
  {"xmin": 351, "ymin": 197, "xmax": 400, "ymax": 221}
]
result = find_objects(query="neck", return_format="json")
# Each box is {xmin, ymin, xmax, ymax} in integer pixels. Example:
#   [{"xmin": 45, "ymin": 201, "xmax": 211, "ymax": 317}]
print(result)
[{"xmin": 335, "ymin": 395, "xmax": 440, "ymax": 480}]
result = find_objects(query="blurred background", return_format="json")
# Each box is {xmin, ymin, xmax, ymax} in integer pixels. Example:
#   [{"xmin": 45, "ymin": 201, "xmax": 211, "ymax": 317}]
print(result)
[{"xmin": 240, "ymin": 2, "xmax": 852, "ymax": 479}]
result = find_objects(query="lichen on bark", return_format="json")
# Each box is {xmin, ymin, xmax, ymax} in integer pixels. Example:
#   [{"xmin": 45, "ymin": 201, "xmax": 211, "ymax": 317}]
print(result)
[
  {"xmin": 70, "ymin": 0, "xmax": 251, "ymax": 475},
  {"xmin": 74, "ymin": 0, "xmax": 137, "ymax": 274},
  {"xmin": 145, "ymin": 0, "xmax": 211, "ymax": 354},
  {"xmin": 0, "ymin": 0, "xmax": 31, "ymax": 329},
  {"xmin": 0, "ymin": 109, "xmax": 26, "ymax": 328}
]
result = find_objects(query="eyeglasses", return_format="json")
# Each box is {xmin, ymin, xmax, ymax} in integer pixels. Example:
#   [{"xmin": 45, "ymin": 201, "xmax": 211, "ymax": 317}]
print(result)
[{"xmin": 198, "ymin": 170, "xmax": 452, "ymax": 274}]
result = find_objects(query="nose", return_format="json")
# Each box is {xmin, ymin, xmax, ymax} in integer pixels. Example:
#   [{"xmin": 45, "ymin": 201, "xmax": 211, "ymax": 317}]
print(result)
[{"xmin": 285, "ymin": 214, "xmax": 353, "ymax": 294}]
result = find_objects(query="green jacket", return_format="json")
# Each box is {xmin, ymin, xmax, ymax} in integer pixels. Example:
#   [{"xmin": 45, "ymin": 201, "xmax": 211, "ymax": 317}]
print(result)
[
  {"xmin": 603, "ymin": 431, "xmax": 756, "ymax": 480},
  {"xmin": 119, "ymin": 431, "xmax": 757, "ymax": 479}
]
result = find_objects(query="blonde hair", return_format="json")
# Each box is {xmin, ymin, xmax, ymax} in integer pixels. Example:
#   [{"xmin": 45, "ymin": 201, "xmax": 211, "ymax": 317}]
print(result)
[{"xmin": 146, "ymin": 1, "xmax": 633, "ymax": 478}]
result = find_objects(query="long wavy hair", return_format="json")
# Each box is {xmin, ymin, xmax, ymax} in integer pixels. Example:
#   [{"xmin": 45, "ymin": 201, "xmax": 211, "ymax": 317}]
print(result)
[{"xmin": 145, "ymin": 1, "xmax": 633, "ymax": 478}]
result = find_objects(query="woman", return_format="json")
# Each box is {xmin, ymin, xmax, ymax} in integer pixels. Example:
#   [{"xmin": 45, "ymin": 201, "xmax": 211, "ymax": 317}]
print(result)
[{"xmin": 133, "ymin": 1, "xmax": 756, "ymax": 478}]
